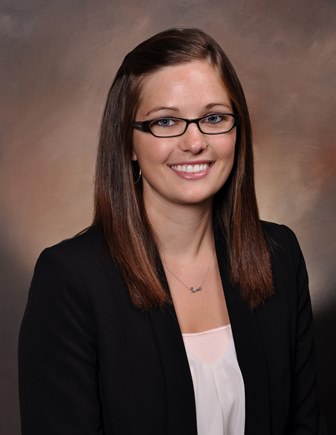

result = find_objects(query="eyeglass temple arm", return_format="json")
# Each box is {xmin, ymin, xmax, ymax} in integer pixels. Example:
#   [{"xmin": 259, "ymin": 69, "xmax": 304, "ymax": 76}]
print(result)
[{"xmin": 133, "ymin": 121, "xmax": 151, "ymax": 132}]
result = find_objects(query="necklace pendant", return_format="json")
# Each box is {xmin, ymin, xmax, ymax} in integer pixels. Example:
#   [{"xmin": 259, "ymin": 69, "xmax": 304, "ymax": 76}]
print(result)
[{"xmin": 190, "ymin": 286, "xmax": 202, "ymax": 293}]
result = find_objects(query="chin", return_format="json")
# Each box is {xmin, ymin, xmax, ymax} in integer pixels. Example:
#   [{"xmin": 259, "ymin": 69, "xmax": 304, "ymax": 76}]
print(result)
[{"xmin": 172, "ymin": 192, "xmax": 216, "ymax": 207}]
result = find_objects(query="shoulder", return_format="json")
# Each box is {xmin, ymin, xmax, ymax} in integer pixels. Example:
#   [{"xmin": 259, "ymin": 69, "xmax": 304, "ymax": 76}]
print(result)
[
  {"xmin": 260, "ymin": 221, "xmax": 309, "ymax": 306},
  {"xmin": 31, "ymin": 225, "xmax": 112, "ymax": 297},
  {"xmin": 259, "ymin": 221, "xmax": 309, "ymax": 305},
  {"xmin": 37, "ymin": 225, "xmax": 107, "ymax": 271},
  {"xmin": 261, "ymin": 220, "xmax": 299, "ymax": 248},
  {"xmin": 261, "ymin": 220, "xmax": 304, "ymax": 268},
  {"xmin": 25, "ymin": 225, "xmax": 126, "ymax": 328},
  {"xmin": 41, "ymin": 224, "xmax": 105, "ymax": 260}
]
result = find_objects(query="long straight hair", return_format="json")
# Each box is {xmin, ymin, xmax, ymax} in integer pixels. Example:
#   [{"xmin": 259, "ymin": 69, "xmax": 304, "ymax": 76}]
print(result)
[{"xmin": 93, "ymin": 28, "xmax": 273, "ymax": 309}]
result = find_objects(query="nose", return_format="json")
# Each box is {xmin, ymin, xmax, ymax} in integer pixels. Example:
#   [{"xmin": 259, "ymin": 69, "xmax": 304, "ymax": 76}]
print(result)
[{"xmin": 179, "ymin": 122, "xmax": 208, "ymax": 154}]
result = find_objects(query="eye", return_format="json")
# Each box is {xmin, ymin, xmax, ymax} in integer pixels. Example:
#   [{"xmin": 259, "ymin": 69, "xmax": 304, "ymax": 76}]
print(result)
[
  {"xmin": 151, "ymin": 117, "xmax": 176, "ymax": 128},
  {"xmin": 203, "ymin": 113, "xmax": 225, "ymax": 124}
]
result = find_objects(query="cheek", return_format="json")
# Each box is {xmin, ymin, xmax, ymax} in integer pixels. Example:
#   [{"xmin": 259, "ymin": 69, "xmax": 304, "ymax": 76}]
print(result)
[
  {"xmin": 217, "ymin": 134, "xmax": 236, "ymax": 159},
  {"xmin": 217, "ymin": 136, "xmax": 236, "ymax": 178},
  {"xmin": 132, "ymin": 133, "xmax": 173, "ymax": 167},
  {"xmin": 228, "ymin": 132, "xmax": 237, "ymax": 158}
]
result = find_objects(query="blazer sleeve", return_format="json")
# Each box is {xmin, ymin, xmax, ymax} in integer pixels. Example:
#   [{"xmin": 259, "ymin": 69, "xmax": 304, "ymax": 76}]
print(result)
[
  {"xmin": 18, "ymin": 247, "xmax": 103, "ymax": 435},
  {"xmin": 284, "ymin": 227, "xmax": 328, "ymax": 435}
]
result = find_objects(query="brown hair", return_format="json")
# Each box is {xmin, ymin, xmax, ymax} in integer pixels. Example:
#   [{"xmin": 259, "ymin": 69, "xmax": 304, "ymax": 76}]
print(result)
[{"xmin": 93, "ymin": 28, "xmax": 273, "ymax": 309}]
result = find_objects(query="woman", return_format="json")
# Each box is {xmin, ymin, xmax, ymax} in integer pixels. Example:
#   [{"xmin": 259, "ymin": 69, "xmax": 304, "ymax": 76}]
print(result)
[{"xmin": 19, "ymin": 28, "xmax": 327, "ymax": 435}]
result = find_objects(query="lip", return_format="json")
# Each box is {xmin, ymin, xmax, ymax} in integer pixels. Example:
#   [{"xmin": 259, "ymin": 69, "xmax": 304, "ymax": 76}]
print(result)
[{"xmin": 169, "ymin": 161, "xmax": 213, "ymax": 180}]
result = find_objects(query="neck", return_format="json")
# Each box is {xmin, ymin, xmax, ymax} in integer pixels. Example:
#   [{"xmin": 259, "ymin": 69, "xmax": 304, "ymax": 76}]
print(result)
[{"xmin": 146, "ymin": 199, "xmax": 214, "ymax": 259}]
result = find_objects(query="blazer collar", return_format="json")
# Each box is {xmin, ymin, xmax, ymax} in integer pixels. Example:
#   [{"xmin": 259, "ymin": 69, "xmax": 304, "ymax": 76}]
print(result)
[{"xmin": 215, "ymin": 233, "xmax": 271, "ymax": 435}]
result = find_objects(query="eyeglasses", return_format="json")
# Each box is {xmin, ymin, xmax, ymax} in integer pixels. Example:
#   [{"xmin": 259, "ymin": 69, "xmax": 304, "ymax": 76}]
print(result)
[{"xmin": 133, "ymin": 113, "xmax": 239, "ymax": 138}]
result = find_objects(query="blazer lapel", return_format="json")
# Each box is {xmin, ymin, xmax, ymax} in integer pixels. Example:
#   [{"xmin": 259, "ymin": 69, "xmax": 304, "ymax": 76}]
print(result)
[
  {"xmin": 148, "ymin": 262, "xmax": 198, "ymax": 435},
  {"xmin": 215, "ymin": 234, "xmax": 272, "ymax": 435}
]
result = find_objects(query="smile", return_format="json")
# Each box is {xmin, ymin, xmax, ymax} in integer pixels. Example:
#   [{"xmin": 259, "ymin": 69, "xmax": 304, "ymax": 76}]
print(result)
[{"xmin": 170, "ymin": 163, "xmax": 210, "ymax": 174}]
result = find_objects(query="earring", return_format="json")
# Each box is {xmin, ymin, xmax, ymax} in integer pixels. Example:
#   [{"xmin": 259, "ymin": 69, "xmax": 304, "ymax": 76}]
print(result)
[{"xmin": 135, "ymin": 168, "xmax": 142, "ymax": 184}]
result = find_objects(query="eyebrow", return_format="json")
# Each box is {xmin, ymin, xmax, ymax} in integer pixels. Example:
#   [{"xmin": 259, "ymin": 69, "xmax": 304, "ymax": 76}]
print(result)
[
  {"xmin": 145, "ymin": 106, "xmax": 179, "ymax": 116},
  {"xmin": 145, "ymin": 102, "xmax": 232, "ymax": 117},
  {"xmin": 206, "ymin": 102, "xmax": 232, "ymax": 111}
]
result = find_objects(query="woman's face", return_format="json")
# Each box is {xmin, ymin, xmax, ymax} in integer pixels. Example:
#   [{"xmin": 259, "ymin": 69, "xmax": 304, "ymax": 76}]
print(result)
[{"xmin": 132, "ymin": 60, "xmax": 237, "ymax": 211}]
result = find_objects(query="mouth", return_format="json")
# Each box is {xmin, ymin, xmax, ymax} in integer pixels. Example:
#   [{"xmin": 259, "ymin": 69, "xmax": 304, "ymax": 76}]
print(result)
[
  {"xmin": 170, "ymin": 162, "xmax": 212, "ymax": 174},
  {"xmin": 168, "ymin": 161, "xmax": 213, "ymax": 180}
]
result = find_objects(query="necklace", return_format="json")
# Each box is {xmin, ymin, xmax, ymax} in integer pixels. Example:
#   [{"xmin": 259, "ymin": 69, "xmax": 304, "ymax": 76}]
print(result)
[{"xmin": 163, "ymin": 247, "xmax": 215, "ymax": 294}]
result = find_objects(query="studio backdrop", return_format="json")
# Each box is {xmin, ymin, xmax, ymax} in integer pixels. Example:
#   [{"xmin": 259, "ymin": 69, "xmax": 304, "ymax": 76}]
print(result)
[{"xmin": 1, "ymin": 1, "xmax": 335, "ymax": 434}]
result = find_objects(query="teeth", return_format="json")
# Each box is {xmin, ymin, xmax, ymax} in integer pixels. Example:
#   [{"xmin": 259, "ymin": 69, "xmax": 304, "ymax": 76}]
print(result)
[{"xmin": 172, "ymin": 163, "xmax": 209, "ymax": 173}]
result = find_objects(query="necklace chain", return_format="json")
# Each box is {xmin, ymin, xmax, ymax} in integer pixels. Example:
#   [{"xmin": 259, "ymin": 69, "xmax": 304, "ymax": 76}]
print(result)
[{"xmin": 163, "ymin": 247, "xmax": 215, "ymax": 293}]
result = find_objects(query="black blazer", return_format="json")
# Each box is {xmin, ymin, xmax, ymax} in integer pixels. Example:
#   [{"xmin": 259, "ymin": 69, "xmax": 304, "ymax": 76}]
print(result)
[{"xmin": 18, "ymin": 222, "xmax": 327, "ymax": 435}]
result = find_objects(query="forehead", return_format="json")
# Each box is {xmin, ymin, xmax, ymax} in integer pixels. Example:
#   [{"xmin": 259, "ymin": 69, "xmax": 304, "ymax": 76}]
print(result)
[{"xmin": 136, "ymin": 60, "xmax": 231, "ymax": 115}]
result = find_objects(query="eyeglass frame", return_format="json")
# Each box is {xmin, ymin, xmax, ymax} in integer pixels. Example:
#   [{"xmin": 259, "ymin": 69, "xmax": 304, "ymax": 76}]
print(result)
[{"xmin": 132, "ymin": 113, "xmax": 240, "ymax": 138}]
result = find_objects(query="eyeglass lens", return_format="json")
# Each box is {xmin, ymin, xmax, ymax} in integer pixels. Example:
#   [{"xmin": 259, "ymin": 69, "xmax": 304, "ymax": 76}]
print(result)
[{"xmin": 149, "ymin": 114, "xmax": 235, "ymax": 137}]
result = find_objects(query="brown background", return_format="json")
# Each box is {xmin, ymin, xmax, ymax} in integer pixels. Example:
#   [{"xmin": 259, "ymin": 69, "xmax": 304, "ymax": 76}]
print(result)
[{"xmin": 1, "ymin": 0, "xmax": 335, "ymax": 433}]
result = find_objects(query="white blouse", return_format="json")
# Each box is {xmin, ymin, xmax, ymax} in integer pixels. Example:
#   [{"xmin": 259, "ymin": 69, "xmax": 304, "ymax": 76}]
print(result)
[{"xmin": 182, "ymin": 324, "xmax": 245, "ymax": 435}]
